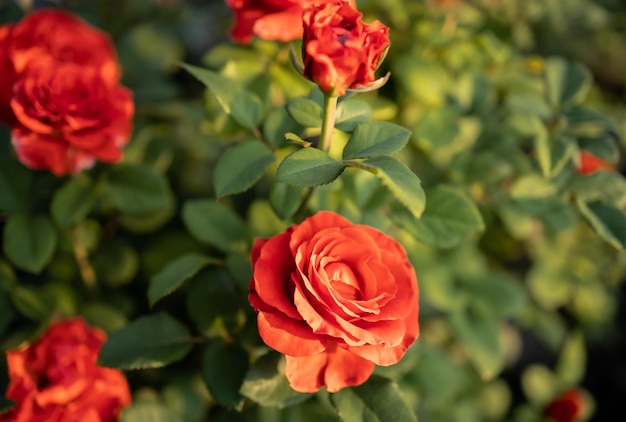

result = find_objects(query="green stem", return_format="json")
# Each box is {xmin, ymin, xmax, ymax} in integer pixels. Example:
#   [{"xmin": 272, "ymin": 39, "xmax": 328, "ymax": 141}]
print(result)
[{"xmin": 319, "ymin": 94, "xmax": 338, "ymax": 152}]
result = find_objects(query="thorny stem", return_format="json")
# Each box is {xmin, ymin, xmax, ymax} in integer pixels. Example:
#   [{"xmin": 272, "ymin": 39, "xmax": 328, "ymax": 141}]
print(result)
[{"xmin": 72, "ymin": 224, "xmax": 97, "ymax": 293}]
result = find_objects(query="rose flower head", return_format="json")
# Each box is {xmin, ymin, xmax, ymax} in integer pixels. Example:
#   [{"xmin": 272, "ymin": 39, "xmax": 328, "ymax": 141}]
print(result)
[
  {"xmin": 544, "ymin": 388, "xmax": 587, "ymax": 422},
  {"xmin": 0, "ymin": 318, "xmax": 131, "ymax": 422},
  {"xmin": 302, "ymin": 0, "xmax": 390, "ymax": 96},
  {"xmin": 225, "ymin": 0, "xmax": 357, "ymax": 44},
  {"xmin": 578, "ymin": 150, "xmax": 615, "ymax": 175},
  {"xmin": 10, "ymin": 63, "xmax": 134, "ymax": 176},
  {"xmin": 249, "ymin": 211, "xmax": 419, "ymax": 393}
]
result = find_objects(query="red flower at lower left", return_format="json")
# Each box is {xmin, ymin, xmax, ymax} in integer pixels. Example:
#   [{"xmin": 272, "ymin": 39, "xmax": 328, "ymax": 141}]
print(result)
[{"xmin": 0, "ymin": 318, "xmax": 131, "ymax": 422}]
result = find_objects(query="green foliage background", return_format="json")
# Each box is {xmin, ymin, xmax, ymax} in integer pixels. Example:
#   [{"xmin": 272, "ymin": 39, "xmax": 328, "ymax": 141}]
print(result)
[{"xmin": 2, "ymin": 0, "xmax": 626, "ymax": 421}]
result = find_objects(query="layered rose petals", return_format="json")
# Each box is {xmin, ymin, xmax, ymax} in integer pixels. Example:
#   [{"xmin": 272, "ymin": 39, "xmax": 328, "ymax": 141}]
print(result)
[
  {"xmin": 1, "ymin": 319, "xmax": 131, "ymax": 422},
  {"xmin": 249, "ymin": 211, "xmax": 419, "ymax": 392},
  {"xmin": 302, "ymin": 1, "xmax": 390, "ymax": 96},
  {"xmin": 0, "ymin": 9, "xmax": 133, "ymax": 176}
]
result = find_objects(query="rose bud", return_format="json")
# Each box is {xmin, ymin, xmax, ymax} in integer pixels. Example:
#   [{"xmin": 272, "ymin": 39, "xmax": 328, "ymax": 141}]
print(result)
[
  {"xmin": 302, "ymin": 0, "xmax": 390, "ymax": 96},
  {"xmin": 544, "ymin": 388, "xmax": 586, "ymax": 422},
  {"xmin": 248, "ymin": 211, "xmax": 419, "ymax": 393},
  {"xmin": 0, "ymin": 318, "xmax": 130, "ymax": 422},
  {"xmin": 579, "ymin": 150, "xmax": 615, "ymax": 175}
]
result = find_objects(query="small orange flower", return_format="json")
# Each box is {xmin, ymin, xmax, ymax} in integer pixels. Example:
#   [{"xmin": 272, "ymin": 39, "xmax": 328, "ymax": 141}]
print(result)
[
  {"xmin": 579, "ymin": 150, "xmax": 614, "ymax": 175},
  {"xmin": 0, "ymin": 319, "xmax": 131, "ymax": 422}
]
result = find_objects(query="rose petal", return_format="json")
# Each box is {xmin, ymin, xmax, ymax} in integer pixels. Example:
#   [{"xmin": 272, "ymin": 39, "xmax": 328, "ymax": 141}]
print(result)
[
  {"xmin": 285, "ymin": 344, "xmax": 375, "ymax": 393},
  {"xmin": 257, "ymin": 312, "xmax": 326, "ymax": 357}
]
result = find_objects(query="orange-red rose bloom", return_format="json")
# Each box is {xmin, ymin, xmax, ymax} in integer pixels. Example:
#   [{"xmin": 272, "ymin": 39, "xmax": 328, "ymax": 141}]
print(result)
[
  {"xmin": 579, "ymin": 150, "xmax": 614, "ymax": 175},
  {"xmin": 544, "ymin": 389, "xmax": 586, "ymax": 422},
  {"xmin": 249, "ymin": 211, "xmax": 419, "ymax": 393},
  {"xmin": 0, "ymin": 9, "xmax": 133, "ymax": 176},
  {"xmin": 10, "ymin": 63, "xmax": 133, "ymax": 176},
  {"xmin": 225, "ymin": 0, "xmax": 356, "ymax": 44},
  {"xmin": 302, "ymin": 1, "xmax": 390, "ymax": 96},
  {"xmin": 0, "ymin": 318, "xmax": 131, "ymax": 422}
]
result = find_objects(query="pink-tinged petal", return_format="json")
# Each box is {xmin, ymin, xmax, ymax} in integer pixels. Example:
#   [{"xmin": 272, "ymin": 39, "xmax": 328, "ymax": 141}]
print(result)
[
  {"xmin": 285, "ymin": 344, "xmax": 375, "ymax": 393},
  {"xmin": 257, "ymin": 312, "xmax": 326, "ymax": 357}
]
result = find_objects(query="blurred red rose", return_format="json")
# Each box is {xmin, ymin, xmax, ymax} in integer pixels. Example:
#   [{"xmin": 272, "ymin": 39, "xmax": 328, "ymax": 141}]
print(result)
[
  {"xmin": 302, "ymin": 0, "xmax": 390, "ymax": 96},
  {"xmin": 579, "ymin": 150, "xmax": 614, "ymax": 175},
  {"xmin": 249, "ymin": 211, "xmax": 419, "ymax": 392},
  {"xmin": 225, "ymin": 0, "xmax": 356, "ymax": 44},
  {"xmin": 10, "ymin": 63, "xmax": 133, "ymax": 176},
  {"xmin": 0, "ymin": 25, "xmax": 16, "ymax": 123},
  {"xmin": 544, "ymin": 388, "xmax": 586, "ymax": 422},
  {"xmin": 0, "ymin": 318, "xmax": 131, "ymax": 422}
]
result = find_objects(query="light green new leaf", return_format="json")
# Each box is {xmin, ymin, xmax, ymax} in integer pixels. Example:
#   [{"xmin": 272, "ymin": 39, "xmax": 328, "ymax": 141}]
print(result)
[
  {"xmin": 555, "ymin": 331, "xmax": 586, "ymax": 387},
  {"xmin": 148, "ymin": 253, "xmax": 217, "ymax": 307},
  {"xmin": 535, "ymin": 134, "xmax": 574, "ymax": 179},
  {"xmin": 577, "ymin": 200, "xmax": 626, "ymax": 250},
  {"xmin": 451, "ymin": 308, "xmax": 503, "ymax": 381},
  {"xmin": 3, "ymin": 213, "xmax": 57, "ymax": 274},
  {"xmin": 351, "ymin": 156, "xmax": 425, "ymax": 219},
  {"xmin": 335, "ymin": 99, "xmax": 372, "ymax": 132},
  {"xmin": 202, "ymin": 340, "xmax": 249, "ymax": 408},
  {"xmin": 98, "ymin": 313, "xmax": 193, "ymax": 369},
  {"xmin": 343, "ymin": 121, "xmax": 411, "ymax": 160},
  {"xmin": 182, "ymin": 200, "xmax": 248, "ymax": 252},
  {"xmin": 181, "ymin": 63, "xmax": 263, "ymax": 130},
  {"xmin": 214, "ymin": 141, "xmax": 275, "ymax": 198},
  {"xmin": 331, "ymin": 375, "xmax": 417, "ymax": 422},
  {"xmin": 51, "ymin": 174, "xmax": 99, "ymax": 227},
  {"xmin": 277, "ymin": 148, "xmax": 345, "ymax": 187},
  {"xmin": 104, "ymin": 164, "xmax": 171, "ymax": 214},
  {"xmin": 544, "ymin": 58, "xmax": 591, "ymax": 110},
  {"xmin": 121, "ymin": 403, "xmax": 183, "ymax": 422},
  {"xmin": 286, "ymin": 98, "xmax": 322, "ymax": 128}
]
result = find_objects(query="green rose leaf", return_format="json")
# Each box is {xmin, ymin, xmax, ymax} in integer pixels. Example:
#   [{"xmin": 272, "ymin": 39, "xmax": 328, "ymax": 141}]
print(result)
[
  {"xmin": 350, "ymin": 156, "xmax": 425, "ymax": 219},
  {"xmin": 214, "ymin": 140, "xmax": 275, "ymax": 198},
  {"xmin": 331, "ymin": 375, "xmax": 417, "ymax": 422},
  {"xmin": 568, "ymin": 171, "xmax": 626, "ymax": 206},
  {"xmin": 270, "ymin": 183, "xmax": 305, "ymax": 219},
  {"xmin": 240, "ymin": 353, "xmax": 311, "ymax": 408},
  {"xmin": 51, "ymin": 174, "xmax": 99, "ymax": 227},
  {"xmin": 104, "ymin": 164, "xmax": 171, "ymax": 214},
  {"xmin": 286, "ymin": 98, "xmax": 322, "ymax": 128},
  {"xmin": 396, "ymin": 185, "xmax": 484, "ymax": 248},
  {"xmin": 186, "ymin": 268, "xmax": 246, "ymax": 338},
  {"xmin": 335, "ymin": 99, "xmax": 372, "ymax": 132},
  {"xmin": 544, "ymin": 58, "xmax": 592, "ymax": 110},
  {"xmin": 181, "ymin": 63, "xmax": 263, "ymax": 130},
  {"xmin": 8, "ymin": 285, "xmax": 55, "ymax": 322},
  {"xmin": 535, "ymin": 134, "xmax": 574, "ymax": 179},
  {"xmin": 3, "ymin": 213, "xmax": 57, "ymax": 274},
  {"xmin": 148, "ymin": 253, "xmax": 218, "ymax": 307},
  {"xmin": 462, "ymin": 273, "xmax": 527, "ymax": 318},
  {"xmin": 450, "ymin": 308, "xmax": 503, "ymax": 381},
  {"xmin": 182, "ymin": 199, "xmax": 248, "ymax": 252},
  {"xmin": 415, "ymin": 106, "xmax": 460, "ymax": 149},
  {"xmin": 121, "ymin": 403, "xmax": 183, "ymax": 422},
  {"xmin": 555, "ymin": 331, "xmax": 586, "ymax": 387},
  {"xmin": 98, "ymin": 313, "xmax": 194, "ymax": 369},
  {"xmin": 263, "ymin": 107, "xmax": 300, "ymax": 148},
  {"xmin": 577, "ymin": 200, "xmax": 626, "ymax": 250},
  {"xmin": 277, "ymin": 148, "xmax": 345, "ymax": 187},
  {"xmin": 342, "ymin": 121, "xmax": 411, "ymax": 160},
  {"xmin": 202, "ymin": 340, "xmax": 249, "ymax": 408},
  {"xmin": 0, "ymin": 159, "xmax": 33, "ymax": 213}
]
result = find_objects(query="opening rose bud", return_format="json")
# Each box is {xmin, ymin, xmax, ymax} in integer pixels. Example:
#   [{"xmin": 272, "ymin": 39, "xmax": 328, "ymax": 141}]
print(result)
[
  {"xmin": 578, "ymin": 150, "xmax": 615, "ymax": 175},
  {"xmin": 248, "ymin": 211, "xmax": 419, "ymax": 393},
  {"xmin": 302, "ymin": 1, "xmax": 390, "ymax": 97},
  {"xmin": 544, "ymin": 388, "xmax": 586, "ymax": 422}
]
